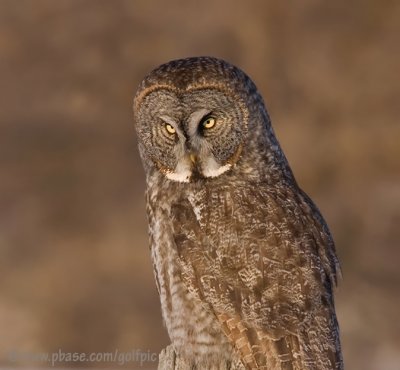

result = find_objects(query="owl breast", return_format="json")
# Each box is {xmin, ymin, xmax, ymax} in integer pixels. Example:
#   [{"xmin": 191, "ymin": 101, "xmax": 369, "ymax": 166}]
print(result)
[{"xmin": 147, "ymin": 177, "xmax": 236, "ymax": 367}]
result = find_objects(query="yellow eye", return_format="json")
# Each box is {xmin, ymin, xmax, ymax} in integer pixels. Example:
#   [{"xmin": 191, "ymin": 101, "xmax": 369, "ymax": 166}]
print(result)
[
  {"xmin": 165, "ymin": 123, "xmax": 176, "ymax": 134},
  {"xmin": 202, "ymin": 117, "xmax": 216, "ymax": 129}
]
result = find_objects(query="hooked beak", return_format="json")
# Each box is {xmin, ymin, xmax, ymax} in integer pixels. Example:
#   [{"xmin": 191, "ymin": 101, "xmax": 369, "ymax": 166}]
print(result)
[{"xmin": 189, "ymin": 153, "xmax": 197, "ymax": 164}]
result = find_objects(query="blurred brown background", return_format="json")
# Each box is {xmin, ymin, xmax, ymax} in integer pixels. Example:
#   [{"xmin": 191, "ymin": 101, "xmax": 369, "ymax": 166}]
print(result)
[{"xmin": 0, "ymin": 0, "xmax": 399, "ymax": 369}]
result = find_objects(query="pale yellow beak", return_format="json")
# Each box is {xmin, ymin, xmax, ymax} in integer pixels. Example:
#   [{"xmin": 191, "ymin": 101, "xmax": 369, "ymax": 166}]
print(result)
[{"xmin": 190, "ymin": 153, "xmax": 197, "ymax": 164}]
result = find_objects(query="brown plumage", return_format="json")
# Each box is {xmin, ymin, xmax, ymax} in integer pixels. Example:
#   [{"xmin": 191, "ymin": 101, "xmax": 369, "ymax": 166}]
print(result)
[{"xmin": 134, "ymin": 57, "xmax": 343, "ymax": 369}]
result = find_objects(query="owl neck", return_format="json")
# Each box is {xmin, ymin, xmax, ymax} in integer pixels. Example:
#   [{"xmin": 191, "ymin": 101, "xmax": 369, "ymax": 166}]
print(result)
[{"xmin": 236, "ymin": 104, "xmax": 296, "ymax": 186}]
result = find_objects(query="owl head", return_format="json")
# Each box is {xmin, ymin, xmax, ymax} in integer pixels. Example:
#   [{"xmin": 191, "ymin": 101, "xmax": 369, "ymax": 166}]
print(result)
[{"xmin": 134, "ymin": 57, "xmax": 269, "ymax": 183}]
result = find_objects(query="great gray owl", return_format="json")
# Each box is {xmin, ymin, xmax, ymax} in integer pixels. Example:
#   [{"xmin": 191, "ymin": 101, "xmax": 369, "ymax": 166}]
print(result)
[{"xmin": 133, "ymin": 57, "xmax": 343, "ymax": 370}]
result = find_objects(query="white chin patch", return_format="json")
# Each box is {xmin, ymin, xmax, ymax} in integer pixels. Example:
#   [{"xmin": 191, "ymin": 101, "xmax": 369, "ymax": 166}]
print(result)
[
  {"xmin": 166, "ymin": 171, "xmax": 191, "ymax": 183},
  {"xmin": 164, "ymin": 156, "xmax": 231, "ymax": 182},
  {"xmin": 165, "ymin": 158, "xmax": 192, "ymax": 183},
  {"xmin": 201, "ymin": 156, "xmax": 232, "ymax": 178}
]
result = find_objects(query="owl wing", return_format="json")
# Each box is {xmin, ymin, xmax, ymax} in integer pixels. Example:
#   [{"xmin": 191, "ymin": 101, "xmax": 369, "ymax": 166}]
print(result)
[{"xmin": 170, "ymin": 183, "xmax": 343, "ymax": 370}]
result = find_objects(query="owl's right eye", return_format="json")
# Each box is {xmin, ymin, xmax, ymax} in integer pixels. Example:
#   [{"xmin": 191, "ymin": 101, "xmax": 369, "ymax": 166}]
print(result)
[{"xmin": 165, "ymin": 123, "xmax": 176, "ymax": 134}]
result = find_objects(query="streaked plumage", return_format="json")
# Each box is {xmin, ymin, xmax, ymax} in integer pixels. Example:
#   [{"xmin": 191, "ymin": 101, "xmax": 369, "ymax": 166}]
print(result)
[{"xmin": 134, "ymin": 57, "xmax": 343, "ymax": 369}]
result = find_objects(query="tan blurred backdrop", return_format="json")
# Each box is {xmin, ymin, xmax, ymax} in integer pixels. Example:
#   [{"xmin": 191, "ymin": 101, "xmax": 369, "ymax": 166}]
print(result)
[{"xmin": 0, "ymin": 1, "xmax": 399, "ymax": 369}]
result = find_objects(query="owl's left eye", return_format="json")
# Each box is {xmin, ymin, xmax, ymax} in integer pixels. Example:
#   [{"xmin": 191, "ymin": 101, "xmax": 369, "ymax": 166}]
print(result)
[
  {"xmin": 201, "ymin": 116, "xmax": 216, "ymax": 129},
  {"xmin": 165, "ymin": 123, "xmax": 176, "ymax": 134}
]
